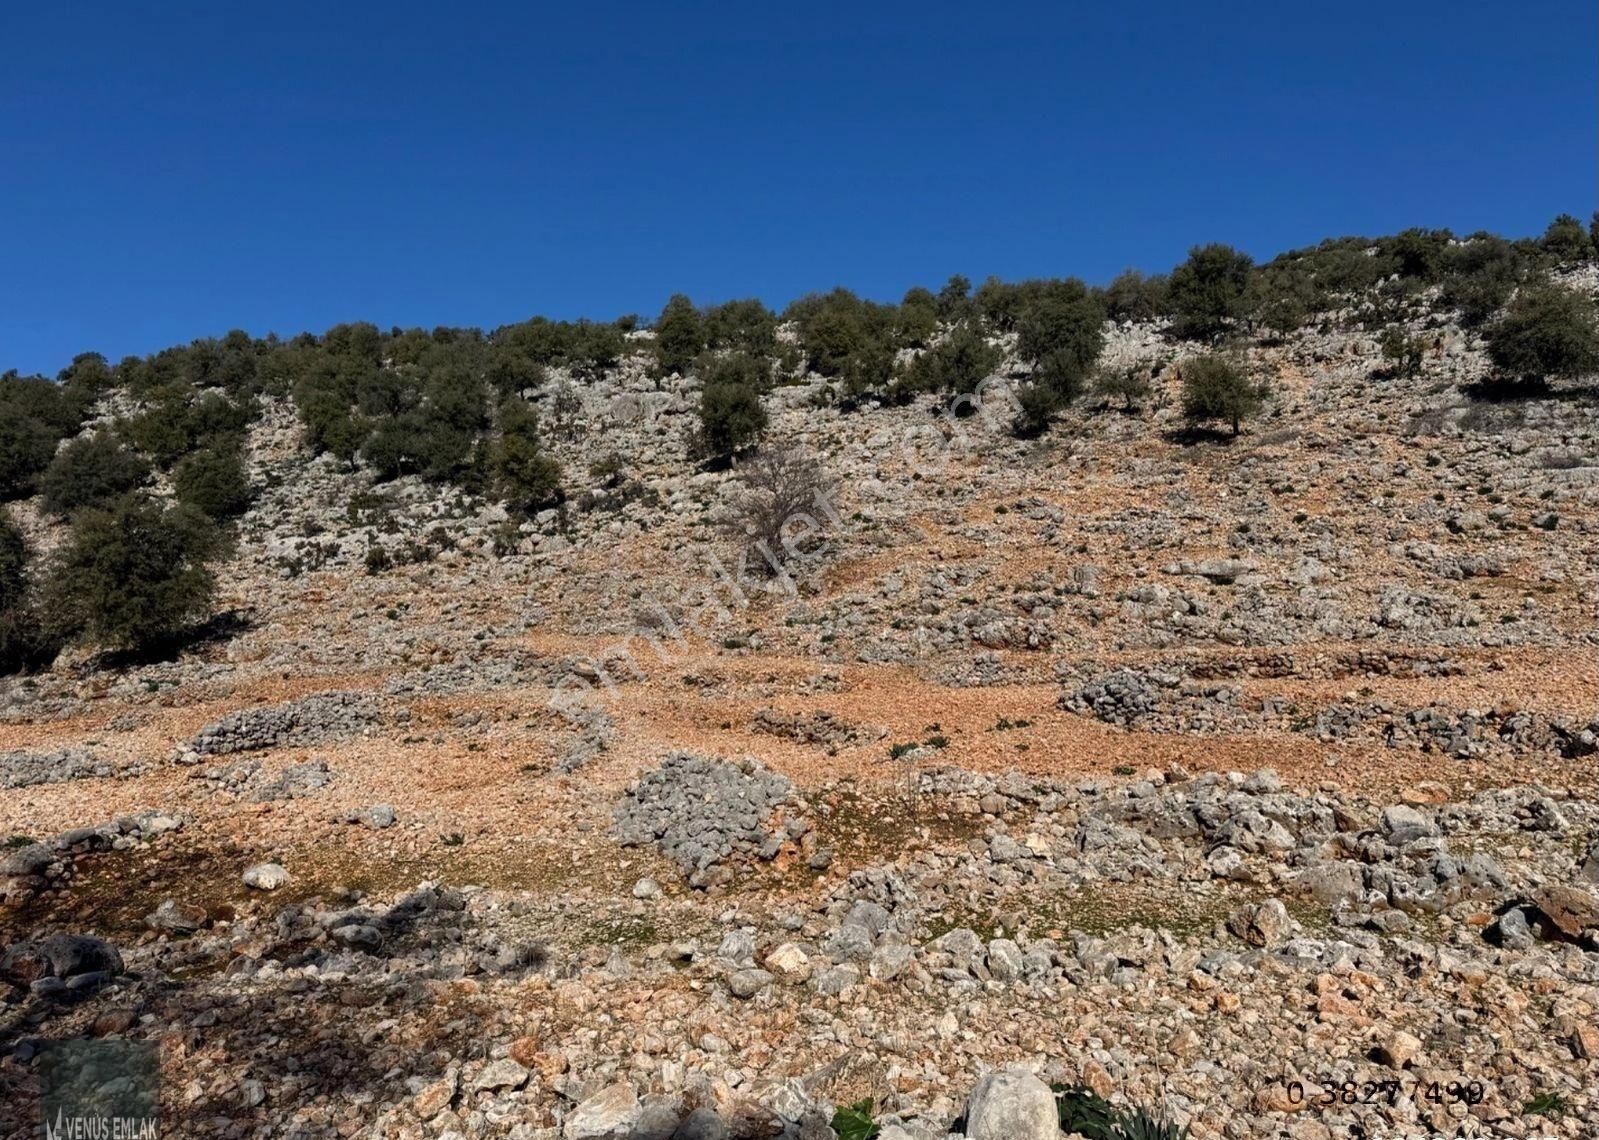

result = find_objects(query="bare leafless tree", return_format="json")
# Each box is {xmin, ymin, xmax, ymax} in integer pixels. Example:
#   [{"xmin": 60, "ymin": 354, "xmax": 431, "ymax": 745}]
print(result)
[{"xmin": 720, "ymin": 447, "xmax": 838, "ymax": 581}]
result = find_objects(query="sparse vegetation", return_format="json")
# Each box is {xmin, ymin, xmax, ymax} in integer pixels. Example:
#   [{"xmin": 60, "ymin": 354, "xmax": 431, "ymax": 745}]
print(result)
[{"xmin": 720, "ymin": 446, "xmax": 831, "ymax": 576}]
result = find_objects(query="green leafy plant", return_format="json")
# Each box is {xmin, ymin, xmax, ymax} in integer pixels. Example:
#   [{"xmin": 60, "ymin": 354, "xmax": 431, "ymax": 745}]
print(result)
[
  {"xmin": 1523, "ymin": 1092, "xmax": 1567, "ymax": 1118},
  {"xmin": 1052, "ymin": 1085, "xmax": 1189, "ymax": 1140},
  {"xmin": 1053, "ymin": 1085, "xmax": 1119, "ymax": 1140},
  {"xmin": 831, "ymin": 1098, "xmax": 880, "ymax": 1140}
]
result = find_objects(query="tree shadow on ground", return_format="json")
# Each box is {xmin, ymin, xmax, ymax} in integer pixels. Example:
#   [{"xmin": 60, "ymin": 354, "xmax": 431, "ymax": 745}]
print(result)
[{"xmin": 84, "ymin": 608, "xmax": 255, "ymax": 673}]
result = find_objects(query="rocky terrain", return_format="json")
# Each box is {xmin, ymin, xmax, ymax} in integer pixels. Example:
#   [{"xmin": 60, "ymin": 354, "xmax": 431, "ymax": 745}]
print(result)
[{"xmin": 4, "ymin": 282, "xmax": 1599, "ymax": 1139}]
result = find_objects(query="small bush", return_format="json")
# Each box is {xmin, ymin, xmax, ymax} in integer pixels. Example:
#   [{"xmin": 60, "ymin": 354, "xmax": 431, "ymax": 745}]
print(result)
[
  {"xmin": 901, "ymin": 321, "xmax": 1001, "ymax": 396},
  {"xmin": 492, "ymin": 397, "xmax": 563, "ymax": 515},
  {"xmin": 43, "ymin": 494, "xmax": 224, "ymax": 653},
  {"xmin": 174, "ymin": 443, "xmax": 254, "ymax": 519},
  {"xmin": 790, "ymin": 288, "xmax": 895, "ymax": 380},
  {"xmin": 895, "ymin": 286, "xmax": 939, "ymax": 348},
  {"xmin": 703, "ymin": 299, "xmax": 777, "ymax": 357},
  {"xmin": 1180, "ymin": 353, "xmax": 1266, "ymax": 435},
  {"xmin": 1541, "ymin": 213, "xmax": 1593, "ymax": 264},
  {"xmin": 1484, "ymin": 284, "xmax": 1599, "ymax": 388},
  {"xmin": 39, "ymin": 434, "xmax": 152, "ymax": 518},
  {"xmin": 0, "ymin": 374, "xmax": 84, "ymax": 500},
  {"xmin": 1167, "ymin": 244, "xmax": 1256, "ymax": 340},
  {"xmin": 1094, "ymin": 363, "xmax": 1153, "ymax": 410},
  {"xmin": 1015, "ymin": 278, "xmax": 1106, "ymax": 373},
  {"xmin": 722, "ymin": 447, "xmax": 832, "ymax": 578},
  {"xmin": 0, "ymin": 509, "xmax": 56, "ymax": 673},
  {"xmin": 694, "ymin": 356, "xmax": 769, "ymax": 462},
  {"xmin": 1102, "ymin": 269, "xmax": 1168, "ymax": 323},
  {"xmin": 936, "ymin": 274, "xmax": 974, "ymax": 322},
  {"xmin": 654, "ymin": 294, "xmax": 704, "ymax": 377},
  {"xmin": 1437, "ymin": 235, "xmax": 1528, "ymax": 327},
  {"xmin": 1379, "ymin": 327, "xmax": 1426, "ymax": 379}
]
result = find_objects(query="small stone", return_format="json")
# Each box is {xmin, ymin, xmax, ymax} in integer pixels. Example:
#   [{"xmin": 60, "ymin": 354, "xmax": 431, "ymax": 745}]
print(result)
[
  {"xmin": 728, "ymin": 968, "xmax": 773, "ymax": 999},
  {"xmin": 1400, "ymin": 781, "xmax": 1450, "ymax": 805},
  {"xmin": 1379, "ymin": 805, "xmax": 1438, "ymax": 845},
  {"xmin": 632, "ymin": 877, "xmax": 662, "ymax": 900},
  {"xmin": 355, "ymin": 804, "xmax": 396, "ymax": 829},
  {"xmin": 1530, "ymin": 884, "xmax": 1599, "ymax": 939},
  {"xmin": 145, "ymin": 899, "xmax": 208, "ymax": 934},
  {"xmin": 986, "ymin": 938, "xmax": 1023, "ymax": 981},
  {"xmin": 564, "ymin": 1081, "xmax": 639, "ymax": 1139},
  {"xmin": 242, "ymin": 863, "xmax": 290, "ymax": 891},
  {"xmin": 1227, "ymin": 898, "xmax": 1292, "ymax": 948},
  {"xmin": 764, "ymin": 943, "xmax": 810, "ymax": 983},
  {"xmin": 414, "ymin": 1074, "xmax": 457, "ymax": 1120},
  {"xmin": 1378, "ymin": 1030, "xmax": 1423, "ymax": 1070},
  {"xmin": 472, "ymin": 1058, "xmax": 529, "ymax": 1093},
  {"xmin": 869, "ymin": 941, "xmax": 915, "ymax": 982}
]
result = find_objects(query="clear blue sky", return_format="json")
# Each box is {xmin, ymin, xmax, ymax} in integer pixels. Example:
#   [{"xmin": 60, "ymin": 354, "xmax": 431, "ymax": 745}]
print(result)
[{"xmin": 3, "ymin": 1, "xmax": 1593, "ymax": 376}]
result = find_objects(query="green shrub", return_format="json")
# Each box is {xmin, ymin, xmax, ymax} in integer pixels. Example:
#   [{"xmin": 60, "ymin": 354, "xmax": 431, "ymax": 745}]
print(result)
[
  {"xmin": 1381, "ymin": 228, "xmax": 1452, "ymax": 282},
  {"xmin": 974, "ymin": 276, "xmax": 1026, "ymax": 332},
  {"xmin": 0, "ymin": 415, "xmax": 62, "ymax": 501},
  {"xmin": 1541, "ymin": 213, "xmax": 1593, "ymax": 264},
  {"xmin": 1437, "ymin": 235, "xmax": 1528, "ymax": 327},
  {"xmin": 830, "ymin": 1098, "xmax": 880, "ymax": 1140},
  {"xmin": 567, "ymin": 320, "xmax": 626, "ymax": 381},
  {"xmin": 694, "ymin": 356, "xmax": 768, "ymax": 461},
  {"xmin": 1015, "ymin": 278, "xmax": 1105, "ymax": 373},
  {"xmin": 1167, "ymin": 244, "xmax": 1256, "ymax": 340},
  {"xmin": 655, "ymin": 294, "xmax": 704, "ymax": 377},
  {"xmin": 0, "ymin": 374, "xmax": 84, "ymax": 500},
  {"xmin": 174, "ymin": 443, "xmax": 254, "ymax": 519},
  {"xmin": 492, "ymin": 401, "xmax": 564, "ymax": 517},
  {"xmin": 1379, "ymin": 327, "xmax": 1426, "ymax": 379},
  {"xmin": 43, "ymin": 494, "xmax": 224, "ymax": 653},
  {"xmin": 0, "ymin": 509, "xmax": 56, "ymax": 673},
  {"xmin": 0, "ymin": 511, "xmax": 24, "ymax": 617},
  {"xmin": 1180, "ymin": 353, "xmax": 1265, "ymax": 434},
  {"xmin": 791, "ymin": 289, "xmax": 895, "ymax": 379},
  {"xmin": 1094, "ymin": 362, "xmax": 1153, "ymax": 410},
  {"xmin": 1485, "ymin": 284, "xmax": 1599, "ymax": 388},
  {"xmin": 39, "ymin": 434, "xmax": 152, "ymax": 517},
  {"xmin": 1253, "ymin": 264, "xmax": 1321, "ymax": 338},
  {"xmin": 895, "ymin": 286, "xmax": 939, "ymax": 348},
  {"xmin": 936, "ymin": 274, "xmax": 974, "ymax": 322},
  {"xmin": 901, "ymin": 321, "xmax": 1001, "ymax": 396},
  {"xmin": 1102, "ymin": 269, "xmax": 1168, "ymax": 323},
  {"xmin": 704, "ymin": 299, "xmax": 777, "ymax": 357}
]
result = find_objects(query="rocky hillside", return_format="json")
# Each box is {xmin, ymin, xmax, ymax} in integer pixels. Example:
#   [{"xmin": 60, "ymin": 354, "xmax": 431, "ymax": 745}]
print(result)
[{"xmin": 3, "ymin": 263, "xmax": 1599, "ymax": 1139}]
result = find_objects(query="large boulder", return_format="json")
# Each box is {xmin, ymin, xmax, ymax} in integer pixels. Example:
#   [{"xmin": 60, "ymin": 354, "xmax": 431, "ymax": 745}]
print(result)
[
  {"xmin": 1, "ymin": 934, "xmax": 123, "ymax": 986},
  {"xmin": 965, "ymin": 1069, "xmax": 1058, "ymax": 1140}
]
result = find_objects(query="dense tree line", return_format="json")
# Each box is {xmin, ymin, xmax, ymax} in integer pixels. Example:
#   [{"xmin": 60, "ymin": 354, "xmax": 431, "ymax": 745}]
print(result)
[{"xmin": 0, "ymin": 212, "xmax": 1595, "ymax": 669}]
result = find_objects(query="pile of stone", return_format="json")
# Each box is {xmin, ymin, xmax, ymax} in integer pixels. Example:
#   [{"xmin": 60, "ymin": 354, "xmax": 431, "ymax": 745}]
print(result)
[
  {"xmin": 173, "ymin": 691, "xmax": 381, "ymax": 761},
  {"xmin": 613, "ymin": 753, "xmax": 805, "ymax": 888},
  {"xmin": 751, "ymin": 708, "xmax": 881, "ymax": 749},
  {"xmin": 1315, "ymin": 700, "xmax": 1599, "ymax": 760},
  {"xmin": 0, "ymin": 747, "xmax": 143, "ymax": 790},
  {"xmin": 555, "ymin": 707, "xmax": 615, "ymax": 774},
  {"xmin": 187, "ymin": 756, "xmax": 336, "ymax": 800},
  {"xmin": 0, "ymin": 810, "xmax": 183, "ymax": 906},
  {"xmin": 1059, "ymin": 667, "xmax": 1177, "ymax": 726}
]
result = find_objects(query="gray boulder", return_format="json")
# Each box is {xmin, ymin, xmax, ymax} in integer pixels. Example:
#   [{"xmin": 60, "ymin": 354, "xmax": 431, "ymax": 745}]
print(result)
[{"xmin": 964, "ymin": 1068, "xmax": 1058, "ymax": 1140}]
